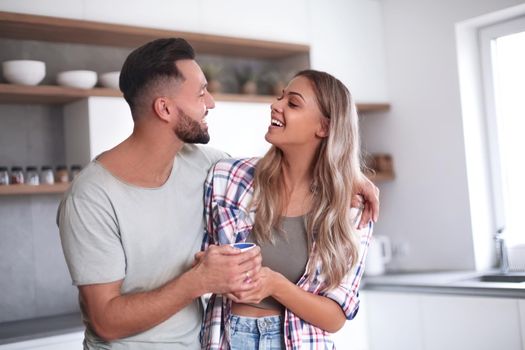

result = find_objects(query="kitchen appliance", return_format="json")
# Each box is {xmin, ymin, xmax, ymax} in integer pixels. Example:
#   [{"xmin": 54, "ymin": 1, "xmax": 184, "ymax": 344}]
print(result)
[{"xmin": 365, "ymin": 235, "xmax": 392, "ymax": 276}]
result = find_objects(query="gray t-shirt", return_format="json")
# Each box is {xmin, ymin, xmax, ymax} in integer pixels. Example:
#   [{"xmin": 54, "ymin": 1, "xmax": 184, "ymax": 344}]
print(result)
[
  {"xmin": 57, "ymin": 144, "xmax": 226, "ymax": 349},
  {"xmin": 245, "ymin": 215, "xmax": 309, "ymax": 311}
]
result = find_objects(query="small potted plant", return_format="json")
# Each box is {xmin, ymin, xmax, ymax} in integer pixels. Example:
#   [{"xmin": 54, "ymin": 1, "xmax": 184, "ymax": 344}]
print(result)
[
  {"xmin": 234, "ymin": 66, "xmax": 258, "ymax": 95},
  {"xmin": 201, "ymin": 64, "xmax": 223, "ymax": 93},
  {"xmin": 260, "ymin": 70, "xmax": 286, "ymax": 96}
]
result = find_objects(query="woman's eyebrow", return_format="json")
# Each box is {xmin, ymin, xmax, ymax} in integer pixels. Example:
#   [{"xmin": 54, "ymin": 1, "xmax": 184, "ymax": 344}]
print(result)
[{"xmin": 287, "ymin": 91, "xmax": 305, "ymax": 101}]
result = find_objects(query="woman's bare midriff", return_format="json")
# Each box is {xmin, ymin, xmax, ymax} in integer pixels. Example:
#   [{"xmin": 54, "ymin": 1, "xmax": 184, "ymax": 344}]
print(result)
[{"xmin": 231, "ymin": 302, "xmax": 282, "ymax": 317}]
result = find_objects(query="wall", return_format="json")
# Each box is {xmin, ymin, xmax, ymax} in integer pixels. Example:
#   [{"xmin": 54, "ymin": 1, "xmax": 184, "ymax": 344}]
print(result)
[
  {"xmin": 308, "ymin": 0, "xmax": 389, "ymax": 102},
  {"xmin": 360, "ymin": 0, "xmax": 525, "ymax": 271}
]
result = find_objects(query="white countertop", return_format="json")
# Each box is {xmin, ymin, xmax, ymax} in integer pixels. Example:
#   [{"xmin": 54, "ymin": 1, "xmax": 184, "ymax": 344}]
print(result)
[
  {"xmin": 362, "ymin": 270, "xmax": 525, "ymax": 298},
  {"xmin": 0, "ymin": 313, "xmax": 83, "ymax": 345}
]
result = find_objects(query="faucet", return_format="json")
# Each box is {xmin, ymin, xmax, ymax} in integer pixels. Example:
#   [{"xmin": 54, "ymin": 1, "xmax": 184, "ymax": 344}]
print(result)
[{"xmin": 495, "ymin": 227, "xmax": 509, "ymax": 274}]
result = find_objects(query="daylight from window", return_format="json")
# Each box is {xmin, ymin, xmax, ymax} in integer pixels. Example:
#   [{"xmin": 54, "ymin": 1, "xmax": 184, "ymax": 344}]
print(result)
[{"xmin": 491, "ymin": 30, "xmax": 525, "ymax": 245}]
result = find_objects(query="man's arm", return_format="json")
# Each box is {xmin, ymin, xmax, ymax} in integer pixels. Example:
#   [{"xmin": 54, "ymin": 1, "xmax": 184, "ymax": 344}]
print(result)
[
  {"xmin": 353, "ymin": 175, "xmax": 380, "ymax": 228},
  {"xmin": 80, "ymin": 244, "xmax": 262, "ymax": 341}
]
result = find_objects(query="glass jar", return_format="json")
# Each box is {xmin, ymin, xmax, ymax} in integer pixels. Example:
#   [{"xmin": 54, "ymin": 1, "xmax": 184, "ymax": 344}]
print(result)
[
  {"xmin": 25, "ymin": 166, "xmax": 40, "ymax": 185},
  {"xmin": 0, "ymin": 166, "xmax": 9, "ymax": 185},
  {"xmin": 55, "ymin": 165, "xmax": 69, "ymax": 183},
  {"xmin": 70, "ymin": 165, "xmax": 82, "ymax": 180},
  {"xmin": 10, "ymin": 166, "xmax": 24, "ymax": 185},
  {"xmin": 41, "ymin": 166, "xmax": 55, "ymax": 185}
]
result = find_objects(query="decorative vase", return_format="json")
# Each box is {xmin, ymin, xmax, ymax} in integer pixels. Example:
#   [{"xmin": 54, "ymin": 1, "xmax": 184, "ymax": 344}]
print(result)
[{"xmin": 241, "ymin": 80, "xmax": 257, "ymax": 95}]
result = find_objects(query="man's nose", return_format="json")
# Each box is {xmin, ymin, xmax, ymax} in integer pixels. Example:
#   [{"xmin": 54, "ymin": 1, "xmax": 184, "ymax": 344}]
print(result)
[{"xmin": 206, "ymin": 91, "xmax": 215, "ymax": 109}]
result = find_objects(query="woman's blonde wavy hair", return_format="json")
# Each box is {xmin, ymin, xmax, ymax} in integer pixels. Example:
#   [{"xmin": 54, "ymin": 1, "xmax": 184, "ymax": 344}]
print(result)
[{"xmin": 251, "ymin": 69, "xmax": 363, "ymax": 291}]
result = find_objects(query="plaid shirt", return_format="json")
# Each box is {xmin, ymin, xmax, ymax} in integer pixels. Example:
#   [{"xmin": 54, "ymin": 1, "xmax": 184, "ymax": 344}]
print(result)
[{"xmin": 200, "ymin": 158, "xmax": 373, "ymax": 350}]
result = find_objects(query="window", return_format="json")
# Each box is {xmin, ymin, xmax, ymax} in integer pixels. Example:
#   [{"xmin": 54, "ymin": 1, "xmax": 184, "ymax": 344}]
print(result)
[{"xmin": 479, "ymin": 16, "xmax": 525, "ymax": 246}]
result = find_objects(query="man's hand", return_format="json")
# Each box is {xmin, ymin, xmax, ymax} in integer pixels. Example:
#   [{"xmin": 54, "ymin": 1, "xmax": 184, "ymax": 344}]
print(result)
[
  {"xmin": 353, "ymin": 176, "xmax": 380, "ymax": 228},
  {"xmin": 192, "ymin": 244, "xmax": 262, "ymax": 295}
]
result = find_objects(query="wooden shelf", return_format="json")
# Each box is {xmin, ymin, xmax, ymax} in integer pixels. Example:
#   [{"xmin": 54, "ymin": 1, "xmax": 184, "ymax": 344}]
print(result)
[
  {"xmin": 0, "ymin": 84, "xmax": 121, "ymax": 104},
  {"xmin": 0, "ymin": 11, "xmax": 309, "ymax": 59},
  {"xmin": 0, "ymin": 171, "xmax": 392, "ymax": 195},
  {"xmin": 357, "ymin": 103, "xmax": 390, "ymax": 113},
  {"xmin": 0, "ymin": 183, "xmax": 70, "ymax": 195},
  {"xmin": 0, "ymin": 84, "xmax": 390, "ymax": 111}
]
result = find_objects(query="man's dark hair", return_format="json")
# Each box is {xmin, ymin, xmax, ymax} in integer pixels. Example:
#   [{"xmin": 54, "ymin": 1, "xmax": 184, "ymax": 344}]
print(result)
[{"xmin": 119, "ymin": 38, "xmax": 195, "ymax": 114}]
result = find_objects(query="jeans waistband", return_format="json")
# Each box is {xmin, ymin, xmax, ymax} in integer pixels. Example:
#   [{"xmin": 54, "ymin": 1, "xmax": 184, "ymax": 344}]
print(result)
[{"xmin": 230, "ymin": 315, "xmax": 282, "ymax": 334}]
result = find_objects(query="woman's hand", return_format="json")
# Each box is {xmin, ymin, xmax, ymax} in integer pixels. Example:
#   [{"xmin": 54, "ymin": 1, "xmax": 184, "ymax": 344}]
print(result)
[
  {"xmin": 226, "ymin": 267, "xmax": 280, "ymax": 304},
  {"xmin": 353, "ymin": 176, "xmax": 380, "ymax": 228}
]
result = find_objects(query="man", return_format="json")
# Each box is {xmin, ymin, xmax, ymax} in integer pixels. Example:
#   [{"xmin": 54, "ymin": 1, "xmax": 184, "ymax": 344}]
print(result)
[{"xmin": 58, "ymin": 38, "xmax": 379, "ymax": 349}]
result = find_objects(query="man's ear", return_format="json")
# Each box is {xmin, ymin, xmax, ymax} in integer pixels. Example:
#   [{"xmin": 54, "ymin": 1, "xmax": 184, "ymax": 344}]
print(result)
[
  {"xmin": 153, "ymin": 97, "xmax": 174, "ymax": 123},
  {"xmin": 315, "ymin": 118, "xmax": 330, "ymax": 138}
]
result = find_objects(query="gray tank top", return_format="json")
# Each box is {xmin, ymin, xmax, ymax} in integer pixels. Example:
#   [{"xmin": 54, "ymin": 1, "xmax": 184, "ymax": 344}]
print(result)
[{"xmin": 245, "ymin": 215, "xmax": 309, "ymax": 311}]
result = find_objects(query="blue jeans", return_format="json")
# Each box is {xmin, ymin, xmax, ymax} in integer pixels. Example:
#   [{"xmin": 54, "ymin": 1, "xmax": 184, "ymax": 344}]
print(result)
[{"xmin": 230, "ymin": 314, "xmax": 285, "ymax": 350}]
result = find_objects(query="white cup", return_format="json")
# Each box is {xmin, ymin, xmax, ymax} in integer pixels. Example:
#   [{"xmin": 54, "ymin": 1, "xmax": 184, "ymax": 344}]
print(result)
[
  {"xmin": 230, "ymin": 242, "xmax": 256, "ymax": 252},
  {"xmin": 365, "ymin": 235, "xmax": 392, "ymax": 276}
]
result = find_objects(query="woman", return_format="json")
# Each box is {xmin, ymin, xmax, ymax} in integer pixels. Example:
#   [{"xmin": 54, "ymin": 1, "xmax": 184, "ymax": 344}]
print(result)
[{"xmin": 200, "ymin": 70, "xmax": 373, "ymax": 350}]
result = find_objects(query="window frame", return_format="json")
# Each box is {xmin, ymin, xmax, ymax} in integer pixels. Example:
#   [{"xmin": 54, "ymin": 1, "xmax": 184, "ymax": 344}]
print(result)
[{"xmin": 478, "ymin": 15, "xmax": 525, "ymax": 245}]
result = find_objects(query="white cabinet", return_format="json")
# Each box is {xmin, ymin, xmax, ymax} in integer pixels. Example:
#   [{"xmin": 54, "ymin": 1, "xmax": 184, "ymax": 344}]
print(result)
[
  {"xmin": 0, "ymin": 331, "xmax": 83, "ymax": 350},
  {"xmin": 421, "ymin": 294, "xmax": 521, "ymax": 350},
  {"xmin": 207, "ymin": 101, "xmax": 271, "ymax": 158},
  {"xmin": 364, "ymin": 291, "xmax": 524, "ymax": 350},
  {"xmin": 63, "ymin": 97, "xmax": 133, "ymax": 166},
  {"xmin": 518, "ymin": 300, "xmax": 525, "ymax": 350},
  {"xmin": 333, "ymin": 292, "xmax": 370, "ymax": 350},
  {"xmin": 365, "ymin": 291, "xmax": 424, "ymax": 350},
  {"xmin": 63, "ymin": 98, "xmax": 272, "ymax": 164}
]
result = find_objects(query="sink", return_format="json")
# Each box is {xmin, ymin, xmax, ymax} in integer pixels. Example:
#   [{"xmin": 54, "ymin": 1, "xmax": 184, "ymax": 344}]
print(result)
[{"xmin": 469, "ymin": 273, "xmax": 525, "ymax": 283}]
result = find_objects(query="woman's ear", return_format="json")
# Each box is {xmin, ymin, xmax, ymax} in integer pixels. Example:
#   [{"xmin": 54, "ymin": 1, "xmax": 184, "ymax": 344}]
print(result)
[
  {"xmin": 153, "ymin": 96, "xmax": 173, "ymax": 123},
  {"xmin": 315, "ymin": 117, "xmax": 330, "ymax": 138}
]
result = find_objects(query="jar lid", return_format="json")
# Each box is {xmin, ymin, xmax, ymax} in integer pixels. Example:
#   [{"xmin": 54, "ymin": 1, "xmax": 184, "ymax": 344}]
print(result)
[
  {"xmin": 41, "ymin": 165, "xmax": 52, "ymax": 170},
  {"xmin": 0, "ymin": 166, "xmax": 8, "ymax": 171},
  {"xmin": 71, "ymin": 165, "xmax": 82, "ymax": 170},
  {"xmin": 26, "ymin": 166, "xmax": 38, "ymax": 171},
  {"xmin": 11, "ymin": 166, "xmax": 23, "ymax": 171},
  {"xmin": 56, "ymin": 165, "xmax": 67, "ymax": 170}
]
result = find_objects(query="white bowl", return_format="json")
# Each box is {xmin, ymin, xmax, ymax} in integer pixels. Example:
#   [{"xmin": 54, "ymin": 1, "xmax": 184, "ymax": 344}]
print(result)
[
  {"xmin": 2, "ymin": 60, "xmax": 46, "ymax": 86},
  {"xmin": 99, "ymin": 71, "xmax": 120, "ymax": 89},
  {"xmin": 57, "ymin": 70, "xmax": 97, "ymax": 89}
]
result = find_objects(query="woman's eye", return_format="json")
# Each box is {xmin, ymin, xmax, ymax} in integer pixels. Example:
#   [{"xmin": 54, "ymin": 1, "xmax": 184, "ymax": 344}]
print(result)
[
  {"xmin": 276, "ymin": 95, "xmax": 284, "ymax": 101},
  {"xmin": 288, "ymin": 102, "xmax": 298, "ymax": 108}
]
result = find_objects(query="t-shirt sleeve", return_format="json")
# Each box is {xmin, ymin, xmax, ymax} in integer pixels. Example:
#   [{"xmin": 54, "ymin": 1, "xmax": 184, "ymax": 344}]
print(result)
[{"xmin": 58, "ymin": 191, "xmax": 126, "ymax": 286}]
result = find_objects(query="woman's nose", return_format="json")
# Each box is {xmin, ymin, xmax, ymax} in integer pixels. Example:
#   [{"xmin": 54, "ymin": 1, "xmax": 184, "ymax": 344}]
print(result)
[{"xmin": 271, "ymin": 100, "xmax": 283, "ymax": 113}]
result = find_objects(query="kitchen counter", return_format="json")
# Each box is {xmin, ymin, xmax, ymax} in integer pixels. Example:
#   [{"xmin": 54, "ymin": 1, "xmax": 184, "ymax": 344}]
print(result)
[
  {"xmin": 362, "ymin": 270, "xmax": 525, "ymax": 298},
  {"xmin": 0, "ymin": 312, "xmax": 83, "ymax": 345}
]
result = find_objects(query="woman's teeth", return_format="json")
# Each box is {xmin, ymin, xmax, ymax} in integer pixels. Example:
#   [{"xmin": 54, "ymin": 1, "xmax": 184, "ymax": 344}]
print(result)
[{"xmin": 271, "ymin": 118, "xmax": 284, "ymax": 127}]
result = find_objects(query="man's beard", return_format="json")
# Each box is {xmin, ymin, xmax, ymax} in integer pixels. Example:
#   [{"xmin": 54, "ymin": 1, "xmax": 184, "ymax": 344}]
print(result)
[{"xmin": 174, "ymin": 108, "xmax": 210, "ymax": 144}]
